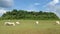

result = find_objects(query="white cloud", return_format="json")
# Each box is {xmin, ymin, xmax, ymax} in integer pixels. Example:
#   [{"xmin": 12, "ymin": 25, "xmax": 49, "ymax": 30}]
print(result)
[
  {"xmin": 26, "ymin": 3, "xmax": 40, "ymax": 11},
  {"xmin": 49, "ymin": 0, "xmax": 59, "ymax": 5},
  {"xmin": 34, "ymin": 3, "xmax": 40, "ymax": 5},
  {"xmin": 26, "ymin": 5, "xmax": 37, "ymax": 11},
  {"xmin": 43, "ymin": 0, "xmax": 60, "ymax": 18},
  {"xmin": 0, "ymin": 0, "xmax": 14, "ymax": 16},
  {"xmin": 44, "ymin": 0, "xmax": 59, "ymax": 7},
  {"xmin": 0, "ymin": 8, "xmax": 6, "ymax": 14}
]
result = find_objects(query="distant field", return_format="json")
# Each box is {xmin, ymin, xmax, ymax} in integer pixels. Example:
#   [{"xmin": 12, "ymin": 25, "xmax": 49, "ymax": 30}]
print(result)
[{"xmin": 0, "ymin": 20, "xmax": 60, "ymax": 34}]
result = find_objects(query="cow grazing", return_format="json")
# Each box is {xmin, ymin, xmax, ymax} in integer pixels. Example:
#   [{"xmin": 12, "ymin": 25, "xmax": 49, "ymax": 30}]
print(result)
[
  {"xmin": 16, "ymin": 22, "xmax": 20, "ymax": 24},
  {"xmin": 4, "ymin": 22, "xmax": 15, "ymax": 26},
  {"xmin": 35, "ymin": 21, "xmax": 39, "ymax": 24},
  {"xmin": 56, "ymin": 21, "xmax": 60, "ymax": 24}
]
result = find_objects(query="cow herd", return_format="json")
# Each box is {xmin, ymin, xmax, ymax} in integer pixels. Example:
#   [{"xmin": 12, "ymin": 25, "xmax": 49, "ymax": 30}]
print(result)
[{"xmin": 4, "ymin": 20, "xmax": 60, "ymax": 26}]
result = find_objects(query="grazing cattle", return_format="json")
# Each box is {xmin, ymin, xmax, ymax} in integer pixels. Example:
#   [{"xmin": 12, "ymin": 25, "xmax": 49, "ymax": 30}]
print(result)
[
  {"xmin": 4, "ymin": 22, "xmax": 15, "ymax": 26},
  {"xmin": 16, "ymin": 22, "xmax": 20, "ymax": 24},
  {"xmin": 56, "ymin": 21, "xmax": 60, "ymax": 24}
]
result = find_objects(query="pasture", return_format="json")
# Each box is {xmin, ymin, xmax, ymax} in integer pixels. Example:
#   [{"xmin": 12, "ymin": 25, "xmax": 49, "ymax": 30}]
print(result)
[{"xmin": 0, "ymin": 20, "xmax": 60, "ymax": 34}]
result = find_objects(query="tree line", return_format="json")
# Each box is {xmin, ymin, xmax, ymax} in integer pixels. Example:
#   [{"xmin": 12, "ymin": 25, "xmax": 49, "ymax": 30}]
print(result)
[{"xmin": 0, "ymin": 9, "xmax": 59, "ymax": 20}]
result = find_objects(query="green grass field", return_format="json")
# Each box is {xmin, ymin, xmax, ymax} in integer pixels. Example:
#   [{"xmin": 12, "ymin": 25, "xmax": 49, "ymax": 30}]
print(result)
[{"xmin": 0, "ymin": 20, "xmax": 60, "ymax": 34}]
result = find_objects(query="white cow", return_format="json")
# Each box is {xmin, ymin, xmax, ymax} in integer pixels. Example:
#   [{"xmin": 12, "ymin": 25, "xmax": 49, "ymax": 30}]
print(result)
[
  {"xmin": 4, "ymin": 22, "xmax": 15, "ymax": 26},
  {"xmin": 16, "ymin": 22, "xmax": 20, "ymax": 24},
  {"xmin": 56, "ymin": 21, "xmax": 60, "ymax": 24},
  {"xmin": 35, "ymin": 21, "xmax": 39, "ymax": 24}
]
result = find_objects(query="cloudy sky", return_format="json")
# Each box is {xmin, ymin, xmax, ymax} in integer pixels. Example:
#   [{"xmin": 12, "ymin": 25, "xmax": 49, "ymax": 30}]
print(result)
[{"xmin": 0, "ymin": 0, "xmax": 60, "ymax": 18}]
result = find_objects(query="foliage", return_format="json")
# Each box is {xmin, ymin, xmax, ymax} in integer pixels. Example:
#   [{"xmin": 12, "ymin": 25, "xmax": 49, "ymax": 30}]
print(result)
[{"xmin": 0, "ymin": 9, "xmax": 59, "ymax": 20}]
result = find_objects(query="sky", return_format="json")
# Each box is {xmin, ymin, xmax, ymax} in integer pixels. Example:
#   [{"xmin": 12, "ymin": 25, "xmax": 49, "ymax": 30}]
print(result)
[{"xmin": 0, "ymin": 0, "xmax": 60, "ymax": 18}]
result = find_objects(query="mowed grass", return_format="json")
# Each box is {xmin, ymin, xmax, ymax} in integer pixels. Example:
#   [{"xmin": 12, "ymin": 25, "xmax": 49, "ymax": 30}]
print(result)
[{"xmin": 0, "ymin": 20, "xmax": 60, "ymax": 34}]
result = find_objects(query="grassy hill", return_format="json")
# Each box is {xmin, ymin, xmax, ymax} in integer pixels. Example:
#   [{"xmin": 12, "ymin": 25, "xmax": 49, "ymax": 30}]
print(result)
[{"xmin": 0, "ymin": 20, "xmax": 60, "ymax": 34}]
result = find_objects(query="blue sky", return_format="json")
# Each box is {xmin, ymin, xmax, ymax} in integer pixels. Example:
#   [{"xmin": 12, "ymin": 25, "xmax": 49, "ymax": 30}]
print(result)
[
  {"xmin": 13, "ymin": 0, "xmax": 52, "ymax": 11},
  {"xmin": 0, "ymin": 0, "xmax": 60, "ymax": 18}
]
